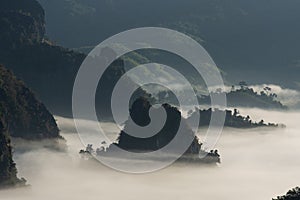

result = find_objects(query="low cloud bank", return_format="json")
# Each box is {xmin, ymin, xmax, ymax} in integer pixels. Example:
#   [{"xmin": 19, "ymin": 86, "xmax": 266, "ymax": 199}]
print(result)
[{"xmin": 0, "ymin": 109, "xmax": 299, "ymax": 200}]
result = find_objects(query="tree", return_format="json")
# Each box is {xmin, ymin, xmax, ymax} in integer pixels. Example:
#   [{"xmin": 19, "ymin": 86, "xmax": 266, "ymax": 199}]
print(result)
[
  {"xmin": 216, "ymin": 88, "xmax": 223, "ymax": 93},
  {"xmin": 245, "ymin": 115, "xmax": 250, "ymax": 122},
  {"xmin": 231, "ymin": 85, "xmax": 235, "ymax": 91},
  {"xmin": 233, "ymin": 108, "xmax": 239, "ymax": 117},
  {"xmin": 260, "ymin": 91, "xmax": 266, "ymax": 96},
  {"xmin": 263, "ymin": 86, "xmax": 272, "ymax": 95},
  {"xmin": 270, "ymin": 93, "xmax": 278, "ymax": 99},
  {"xmin": 273, "ymin": 187, "xmax": 300, "ymax": 200},
  {"xmin": 238, "ymin": 81, "xmax": 248, "ymax": 90}
]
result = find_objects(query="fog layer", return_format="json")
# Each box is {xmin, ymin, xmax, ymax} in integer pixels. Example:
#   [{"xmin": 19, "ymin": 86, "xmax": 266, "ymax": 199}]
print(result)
[{"xmin": 1, "ymin": 109, "xmax": 300, "ymax": 200}]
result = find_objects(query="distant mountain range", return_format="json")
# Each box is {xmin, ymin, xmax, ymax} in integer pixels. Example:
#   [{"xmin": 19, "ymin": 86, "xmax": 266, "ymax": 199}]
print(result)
[
  {"xmin": 0, "ymin": 0, "xmax": 295, "ymax": 117},
  {"xmin": 1, "ymin": 0, "xmax": 293, "ymax": 118},
  {"xmin": 37, "ymin": 0, "xmax": 300, "ymax": 89},
  {"xmin": 156, "ymin": 83, "xmax": 287, "ymax": 109}
]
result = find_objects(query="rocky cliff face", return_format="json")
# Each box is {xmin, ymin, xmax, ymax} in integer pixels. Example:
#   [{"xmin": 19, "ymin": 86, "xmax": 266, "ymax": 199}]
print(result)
[{"xmin": 0, "ymin": 65, "xmax": 60, "ymax": 140}]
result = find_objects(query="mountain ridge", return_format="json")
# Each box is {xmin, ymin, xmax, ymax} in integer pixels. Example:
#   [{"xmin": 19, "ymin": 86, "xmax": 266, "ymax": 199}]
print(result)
[{"xmin": 37, "ymin": 0, "xmax": 300, "ymax": 89}]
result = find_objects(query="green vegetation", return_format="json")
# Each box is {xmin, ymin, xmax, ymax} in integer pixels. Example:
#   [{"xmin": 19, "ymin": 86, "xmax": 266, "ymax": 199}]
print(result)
[
  {"xmin": 0, "ymin": 43, "xmax": 86, "ymax": 116},
  {"xmin": 198, "ymin": 82, "xmax": 287, "ymax": 109},
  {"xmin": 101, "ymin": 97, "xmax": 221, "ymax": 164},
  {"xmin": 273, "ymin": 187, "xmax": 300, "ymax": 200},
  {"xmin": 0, "ymin": 0, "xmax": 86, "ymax": 116},
  {"xmin": 37, "ymin": 0, "xmax": 300, "ymax": 89},
  {"xmin": 0, "ymin": 0, "xmax": 45, "ymax": 48},
  {"xmin": 0, "ymin": 0, "xmax": 67, "ymax": 187},
  {"xmin": 0, "ymin": 63, "xmax": 63, "ymax": 187},
  {"xmin": 0, "ymin": 0, "xmax": 144, "ymax": 119},
  {"xmin": 0, "ymin": 65, "xmax": 60, "ymax": 139},
  {"xmin": 188, "ymin": 108, "xmax": 282, "ymax": 129}
]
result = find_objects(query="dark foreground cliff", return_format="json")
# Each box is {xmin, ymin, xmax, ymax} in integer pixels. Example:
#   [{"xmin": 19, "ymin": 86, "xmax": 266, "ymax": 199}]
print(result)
[
  {"xmin": 0, "ymin": 65, "xmax": 60, "ymax": 140},
  {"xmin": 0, "ymin": 119, "xmax": 25, "ymax": 187},
  {"xmin": 0, "ymin": 0, "xmax": 64, "ymax": 188},
  {"xmin": 0, "ymin": 64, "xmax": 62, "ymax": 187}
]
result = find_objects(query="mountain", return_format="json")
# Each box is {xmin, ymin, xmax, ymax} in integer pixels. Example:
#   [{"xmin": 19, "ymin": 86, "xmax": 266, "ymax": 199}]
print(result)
[
  {"xmin": 0, "ymin": 0, "xmax": 85, "ymax": 116},
  {"xmin": 0, "ymin": 65, "xmax": 60, "ymax": 140},
  {"xmin": 116, "ymin": 98, "xmax": 197, "ymax": 152},
  {"xmin": 0, "ymin": 63, "xmax": 69, "ymax": 187},
  {"xmin": 0, "ymin": 43, "xmax": 85, "ymax": 116},
  {"xmin": 37, "ymin": 0, "xmax": 300, "ymax": 89},
  {"xmin": 0, "ymin": 0, "xmax": 45, "ymax": 48},
  {"xmin": 108, "ymin": 97, "xmax": 221, "ymax": 163},
  {"xmin": 0, "ymin": 0, "xmax": 137, "ymax": 118},
  {"xmin": 1, "ymin": 0, "xmax": 293, "ymax": 119}
]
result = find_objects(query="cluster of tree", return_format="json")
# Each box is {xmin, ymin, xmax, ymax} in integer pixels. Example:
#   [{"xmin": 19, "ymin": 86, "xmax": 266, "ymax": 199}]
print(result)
[
  {"xmin": 97, "ymin": 97, "xmax": 221, "ymax": 164},
  {"xmin": 231, "ymin": 81, "xmax": 280, "ymax": 101},
  {"xmin": 198, "ymin": 82, "xmax": 287, "ymax": 109},
  {"xmin": 227, "ymin": 82, "xmax": 286, "ymax": 109},
  {"xmin": 273, "ymin": 187, "xmax": 300, "ymax": 200},
  {"xmin": 188, "ymin": 107, "xmax": 282, "ymax": 129}
]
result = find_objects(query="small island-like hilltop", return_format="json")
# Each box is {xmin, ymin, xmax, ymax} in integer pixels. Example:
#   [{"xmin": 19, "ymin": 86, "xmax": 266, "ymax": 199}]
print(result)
[{"xmin": 80, "ymin": 97, "xmax": 221, "ymax": 164}]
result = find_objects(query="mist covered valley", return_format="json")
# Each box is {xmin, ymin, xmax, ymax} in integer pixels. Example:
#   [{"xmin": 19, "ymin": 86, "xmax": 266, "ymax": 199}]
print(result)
[{"xmin": 0, "ymin": 108, "xmax": 299, "ymax": 200}]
